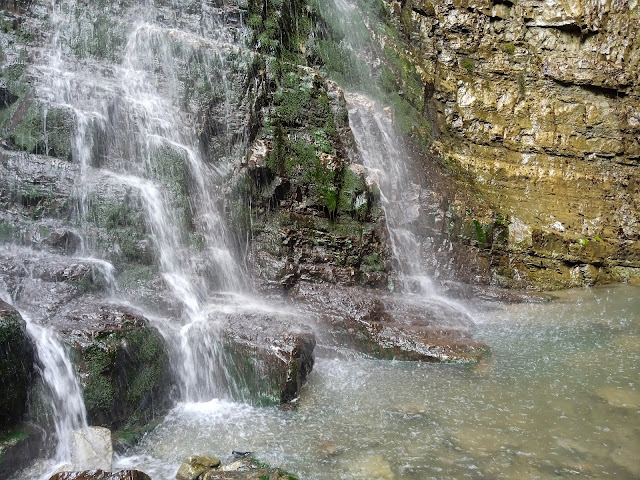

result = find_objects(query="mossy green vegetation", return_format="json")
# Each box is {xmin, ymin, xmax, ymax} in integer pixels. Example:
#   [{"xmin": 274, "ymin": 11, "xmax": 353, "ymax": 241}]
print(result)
[
  {"xmin": 78, "ymin": 321, "xmax": 170, "ymax": 431},
  {"xmin": 70, "ymin": 12, "xmax": 127, "ymax": 62},
  {"xmin": 5, "ymin": 101, "xmax": 75, "ymax": 160},
  {"xmin": 147, "ymin": 143, "xmax": 195, "ymax": 234},
  {"xmin": 462, "ymin": 58, "xmax": 474, "ymax": 75},
  {"xmin": 502, "ymin": 42, "xmax": 516, "ymax": 54},
  {"xmin": 85, "ymin": 195, "xmax": 153, "ymax": 266}
]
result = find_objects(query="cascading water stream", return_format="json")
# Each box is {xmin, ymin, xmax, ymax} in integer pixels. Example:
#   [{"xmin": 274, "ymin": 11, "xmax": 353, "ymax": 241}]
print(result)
[
  {"xmin": 31, "ymin": 0, "xmax": 254, "ymax": 404},
  {"xmin": 319, "ymin": 0, "xmax": 470, "ymax": 315},
  {"xmin": 0, "ymin": 290, "xmax": 88, "ymax": 462}
]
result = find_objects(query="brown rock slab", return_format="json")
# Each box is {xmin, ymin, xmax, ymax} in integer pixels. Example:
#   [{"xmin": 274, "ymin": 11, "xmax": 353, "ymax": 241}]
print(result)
[{"xmin": 293, "ymin": 283, "xmax": 489, "ymax": 363}]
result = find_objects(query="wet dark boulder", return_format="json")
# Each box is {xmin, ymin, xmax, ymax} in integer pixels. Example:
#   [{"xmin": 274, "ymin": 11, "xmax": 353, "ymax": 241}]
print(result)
[
  {"xmin": 0, "ymin": 300, "xmax": 34, "ymax": 428},
  {"xmin": 293, "ymin": 283, "xmax": 489, "ymax": 363},
  {"xmin": 220, "ymin": 312, "xmax": 315, "ymax": 405},
  {"xmin": 55, "ymin": 304, "xmax": 174, "ymax": 435},
  {"xmin": 0, "ymin": 424, "xmax": 44, "ymax": 480}
]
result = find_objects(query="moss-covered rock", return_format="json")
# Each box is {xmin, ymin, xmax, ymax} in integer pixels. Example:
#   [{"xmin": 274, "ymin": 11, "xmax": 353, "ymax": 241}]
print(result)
[
  {"xmin": 0, "ymin": 425, "xmax": 43, "ymax": 480},
  {"xmin": 5, "ymin": 100, "xmax": 75, "ymax": 160},
  {"xmin": 180, "ymin": 454, "xmax": 300, "ymax": 480},
  {"xmin": 239, "ymin": 50, "xmax": 391, "ymax": 289},
  {"xmin": 83, "ymin": 194, "xmax": 154, "ymax": 268},
  {"xmin": 0, "ymin": 300, "xmax": 34, "ymax": 429},
  {"xmin": 57, "ymin": 305, "xmax": 173, "ymax": 433}
]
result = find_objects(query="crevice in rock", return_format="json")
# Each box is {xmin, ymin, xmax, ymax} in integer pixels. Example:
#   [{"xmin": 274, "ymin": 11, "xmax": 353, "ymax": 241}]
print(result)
[
  {"xmin": 525, "ymin": 21, "xmax": 598, "ymax": 38},
  {"xmin": 550, "ymin": 78, "xmax": 629, "ymax": 98},
  {"xmin": 411, "ymin": 7, "xmax": 432, "ymax": 18}
]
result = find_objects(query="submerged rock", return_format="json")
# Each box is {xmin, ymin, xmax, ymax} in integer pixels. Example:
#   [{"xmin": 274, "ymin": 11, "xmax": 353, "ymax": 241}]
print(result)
[
  {"xmin": 348, "ymin": 454, "xmax": 394, "ymax": 480},
  {"xmin": 596, "ymin": 387, "xmax": 640, "ymax": 410},
  {"xmin": 48, "ymin": 470, "xmax": 151, "ymax": 480}
]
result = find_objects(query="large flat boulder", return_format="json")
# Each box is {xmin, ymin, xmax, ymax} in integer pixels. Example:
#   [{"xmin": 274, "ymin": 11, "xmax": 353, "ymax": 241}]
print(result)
[{"xmin": 293, "ymin": 283, "xmax": 489, "ymax": 363}]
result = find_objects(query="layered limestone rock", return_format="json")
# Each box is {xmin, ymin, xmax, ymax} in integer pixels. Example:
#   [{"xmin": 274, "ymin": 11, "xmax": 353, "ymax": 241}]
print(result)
[{"xmin": 386, "ymin": 0, "xmax": 640, "ymax": 289}]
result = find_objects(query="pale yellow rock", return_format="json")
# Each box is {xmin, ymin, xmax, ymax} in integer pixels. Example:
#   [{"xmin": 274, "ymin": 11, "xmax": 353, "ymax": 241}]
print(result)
[{"xmin": 348, "ymin": 455, "xmax": 395, "ymax": 479}]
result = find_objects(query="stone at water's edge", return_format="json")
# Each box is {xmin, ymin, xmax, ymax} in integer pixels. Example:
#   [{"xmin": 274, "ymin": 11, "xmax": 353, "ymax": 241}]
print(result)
[
  {"xmin": 0, "ymin": 300, "xmax": 34, "ymax": 428},
  {"xmin": 176, "ymin": 455, "xmax": 221, "ymax": 480},
  {"xmin": 201, "ymin": 470, "xmax": 297, "ymax": 479},
  {"xmin": 48, "ymin": 470, "xmax": 151, "ymax": 480},
  {"xmin": 0, "ymin": 302, "xmax": 42, "ymax": 480},
  {"xmin": 0, "ymin": 425, "xmax": 43, "ymax": 480},
  {"xmin": 69, "ymin": 427, "xmax": 113, "ymax": 472},
  {"xmin": 177, "ymin": 455, "xmax": 299, "ymax": 480},
  {"xmin": 293, "ymin": 283, "xmax": 489, "ymax": 363}
]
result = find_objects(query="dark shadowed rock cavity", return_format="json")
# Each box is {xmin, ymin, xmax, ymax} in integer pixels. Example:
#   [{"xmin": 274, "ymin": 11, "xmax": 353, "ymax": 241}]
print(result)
[{"xmin": 0, "ymin": 300, "xmax": 34, "ymax": 427}]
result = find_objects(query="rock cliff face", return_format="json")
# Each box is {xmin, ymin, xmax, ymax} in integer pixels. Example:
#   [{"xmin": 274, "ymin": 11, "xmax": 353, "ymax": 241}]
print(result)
[{"xmin": 387, "ymin": 0, "xmax": 640, "ymax": 288}]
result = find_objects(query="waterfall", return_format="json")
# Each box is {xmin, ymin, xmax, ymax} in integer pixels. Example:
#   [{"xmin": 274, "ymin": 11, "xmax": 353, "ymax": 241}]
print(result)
[
  {"xmin": 346, "ymin": 95, "xmax": 437, "ymax": 293},
  {"xmin": 0, "ymin": 290, "xmax": 88, "ymax": 462},
  {"xmin": 0, "ymin": 5, "xmax": 257, "ymax": 450},
  {"xmin": 318, "ymin": 0, "xmax": 473, "ymax": 320},
  {"xmin": 30, "ymin": 0, "xmax": 255, "ymax": 403}
]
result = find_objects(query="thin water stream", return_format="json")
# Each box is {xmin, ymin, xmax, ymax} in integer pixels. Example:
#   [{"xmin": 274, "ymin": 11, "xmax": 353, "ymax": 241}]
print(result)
[
  {"xmin": 0, "ymin": 290, "xmax": 88, "ymax": 463},
  {"xmin": 107, "ymin": 285, "xmax": 639, "ymax": 479}
]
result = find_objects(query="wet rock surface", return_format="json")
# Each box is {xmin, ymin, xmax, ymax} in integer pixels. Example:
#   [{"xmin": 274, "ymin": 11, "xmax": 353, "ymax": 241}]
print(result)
[
  {"xmin": 0, "ymin": 424, "xmax": 43, "ymax": 480},
  {"xmin": 69, "ymin": 427, "xmax": 113, "ymax": 472},
  {"xmin": 220, "ymin": 313, "xmax": 316, "ymax": 404},
  {"xmin": 48, "ymin": 470, "xmax": 151, "ymax": 480},
  {"xmin": 293, "ymin": 283, "xmax": 489, "ymax": 363},
  {"xmin": 240, "ymin": 61, "xmax": 392, "ymax": 291},
  {"xmin": 379, "ymin": 0, "xmax": 640, "ymax": 289},
  {"xmin": 176, "ymin": 455, "xmax": 299, "ymax": 480},
  {"xmin": 59, "ymin": 304, "xmax": 173, "ymax": 432},
  {"xmin": 176, "ymin": 455, "xmax": 221, "ymax": 480}
]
